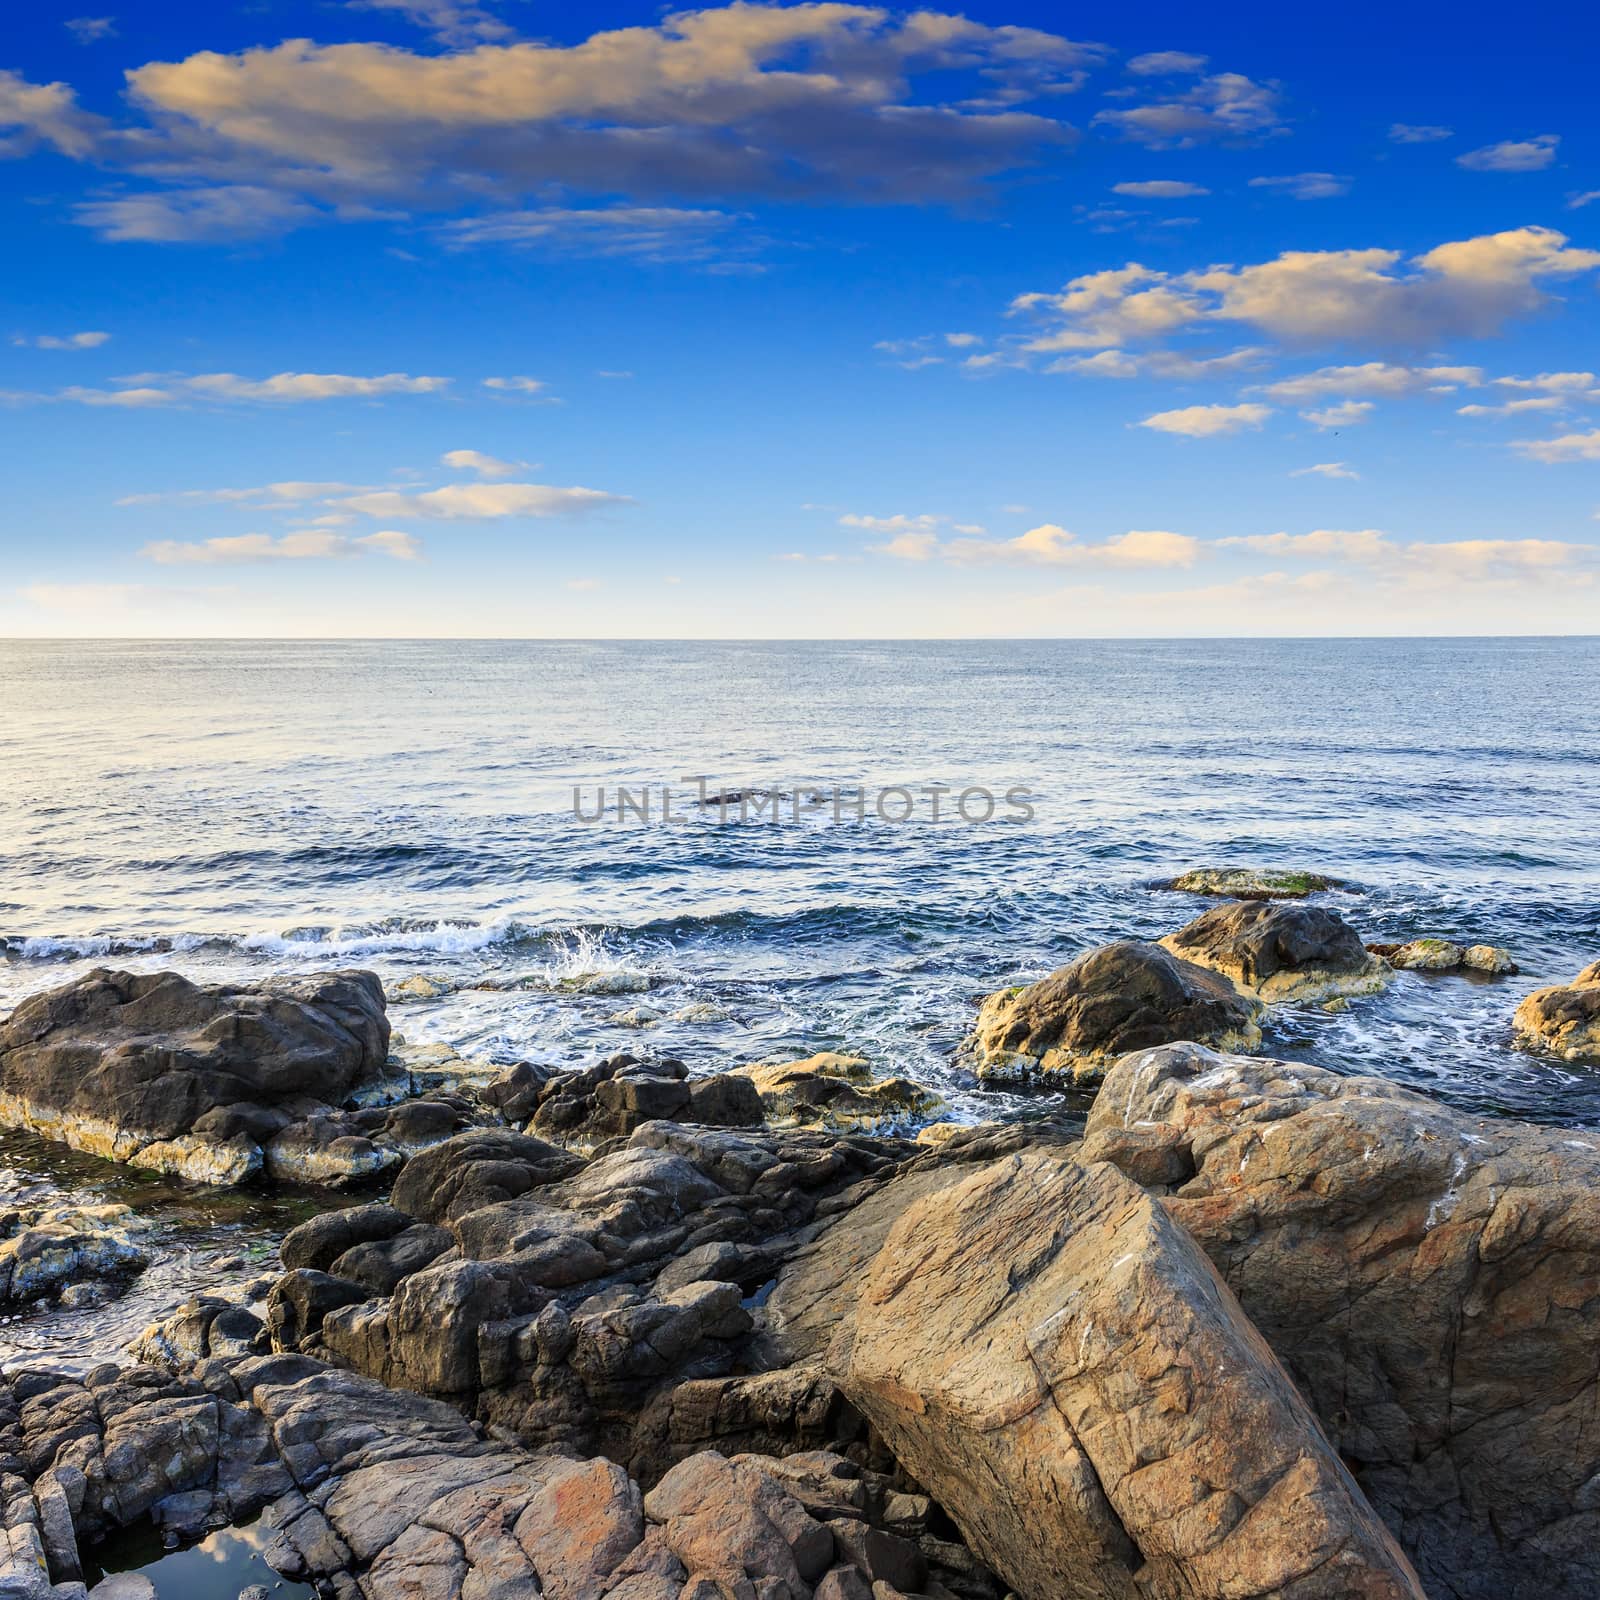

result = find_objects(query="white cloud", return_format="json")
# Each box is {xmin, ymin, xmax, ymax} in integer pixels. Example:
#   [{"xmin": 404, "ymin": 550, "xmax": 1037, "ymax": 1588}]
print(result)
[
  {"xmin": 348, "ymin": 0, "xmax": 514, "ymax": 48},
  {"xmin": 117, "ymin": 480, "xmax": 369, "ymax": 506},
  {"xmin": 1013, "ymin": 265, "xmax": 1206, "ymax": 351},
  {"xmin": 1301, "ymin": 400, "xmax": 1374, "ymax": 428},
  {"xmin": 1111, "ymin": 180, "xmax": 1209, "ymax": 199},
  {"xmin": 441, "ymin": 449, "xmax": 523, "ymax": 478},
  {"xmin": 1125, "ymin": 51, "xmax": 1209, "ymax": 76},
  {"xmin": 1458, "ymin": 396, "xmax": 1567, "ymax": 418},
  {"xmin": 1093, "ymin": 73, "xmax": 1286, "ymax": 146},
  {"xmin": 1570, "ymin": 191, "xmax": 1600, "ymax": 210},
  {"xmin": 77, "ymin": 187, "xmax": 319, "ymax": 243},
  {"xmin": 1011, "ymin": 228, "xmax": 1600, "ymax": 353},
  {"xmin": 185, "ymin": 371, "xmax": 449, "ymax": 402},
  {"xmin": 57, "ymin": 385, "xmax": 173, "ymax": 407},
  {"xmin": 65, "ymin": 17, "xmax": 117, "ymax": 44},
  {"xmin": 1217, "ymin": 529, "xmax": 1597, "ymax": 580},
  {"xmin": 878, "ymin": 523, "xmax": 1200, "ymax": 568},
  {"xmin": 566, "ymin": 577, "xmax": 601, "ymax": 591},
  {"xmin": 1247, "ymin": 172, "xmax": 1351, "ymax": 200},
  {"xmin": 4, "ymin": 372, "xmax": 452, "ymax": 409},
  {"xmin": 839, "ymin": 512, "xmax": 942, "ymax": 534},
  {"xmin": 1138, "ymin": 402, "xmax": 1271, "ymax": 437},
  {"xmin": 1219, "ymin": 529, "xmax": 1390, "ymax": 561},
  {"xmin": 1494, "ymin": 371, "xmax": 1597, "ymax": 393},
  {"xmin": 1260, "ymin": 362, "xmax": 1484, "ymax": 400},
  {"xmin": 102, "ymin": 10, "xmax": 1107, "ymax": 238},
  {"xmin": 0, "ymin": 68, "xmax": 102, "ymax": 159},
  {"xmin": 1457, "ymin": 135, "xmax": 1559, "ymax": 173},
  {"xmin": 14, "ymin": 331, "xmax": 110, "ymax": 350},
  {"xmin": 483, "ymin": 376, "xmax": 547, "ymax": 395},
  {"xmin": 141, "ymin": 529, "xmax": 424, "ymax": 563},
  {"xmin": 339, "ymin": 481, "xmax": 628, "ymax": 519},
  {"xmin": 1389, "ymin": 123, "xmax": 1452, "ymax": 143},
  {"xmin": 1514, "ymin": 429, "xmax": 1600, "ymax": 463},
  {"xmin": 442, "ymin": 205, "xmax": 745, "ymax": 263},
  {"xmin": 1290, "ymin": 462, "xmax": 1359, "ymax": 480}
]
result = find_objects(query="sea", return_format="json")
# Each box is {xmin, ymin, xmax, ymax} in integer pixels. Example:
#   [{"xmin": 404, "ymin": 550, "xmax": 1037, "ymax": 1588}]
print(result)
[{"xmin": 2, "ymin": 636, "xmax": 1598, "ymax": 1366}]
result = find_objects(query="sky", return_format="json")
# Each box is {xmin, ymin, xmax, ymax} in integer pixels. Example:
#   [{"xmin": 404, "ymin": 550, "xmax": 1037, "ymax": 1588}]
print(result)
[{"xmin": 2, "ymin": 0, "xmax": 1598, "ymax": 638}]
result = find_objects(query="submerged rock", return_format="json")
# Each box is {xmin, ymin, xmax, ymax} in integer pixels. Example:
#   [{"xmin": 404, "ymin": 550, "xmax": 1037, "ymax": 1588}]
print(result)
[
  {"xmin": 961, "ymin": 940, "xmax": 1261, "ymax": 1085},
  {"xmin": 1159, "ymin": 898, "xmax": 1389, "ymax": 1002},
  {"xmin": 1369, "ymin": 938, "xmax": 1519, "ymax": 974},
  {"xmin": 1513, "ymin": 960, "xmax": 1600, "ymax": 1062},
  {"xmin": 732, "ymin": 1054, "xmax": 946, "ymax": 1130},
  {"xmin": 834, "ymin": 1149, "xmax": 1423, "ymax": 1600},
  {"xmin": 1087, "ymin": 1042, "xmax": 1600, "ymax": 1599},
  {"xmin": 1159, "ymin": 866, "xmax": 1343, "ymax": 899}
]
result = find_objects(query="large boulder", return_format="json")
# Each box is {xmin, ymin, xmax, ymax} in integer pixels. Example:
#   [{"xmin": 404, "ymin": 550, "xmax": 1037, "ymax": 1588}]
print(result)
[
  {"xmin": 833, "ymin": 1150, "xmax": 1423, "ymax": 1600},
  {"xmin": 0, "ymin": 968, "xmax": 393, "ymax": 1184},
  {"xmin": 960, "ymin": 941, "xmax": 1261, "ymax": 1085},
  {"xmin": 1159, "ymin": 900, "xmax": 1389, "ymax": 1002},
  {"xmin": 1086, "ymin": 1043, "xmax": 1600, "ymax": 1599},
  {"xmin": 1514, "ymin": 960, "xmax": 1600, "ymax": 1061}
]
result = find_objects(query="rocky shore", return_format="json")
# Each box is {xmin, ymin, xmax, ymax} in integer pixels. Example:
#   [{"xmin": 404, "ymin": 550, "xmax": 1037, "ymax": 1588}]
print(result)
[{"xmin": 3, "ymin": 887, "xmax": 1598, "ymax": 1600}]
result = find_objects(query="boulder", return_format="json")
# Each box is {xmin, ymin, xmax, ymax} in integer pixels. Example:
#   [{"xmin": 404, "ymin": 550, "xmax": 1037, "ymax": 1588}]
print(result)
[
  {"xmin": 517, "ymin": 1055, "xmax": 776, "ymax": 1150},
  {"xmin": 1514, "ymin": 961, "xmax": 1600, "ymax": 1062},
  {"xmin": 834, "ymin": 1149, "xmax": 1422, "ymax": 1600},
  {"xmin": 1159, "ymin": 900, "xmax": 1389, "ymax": 1002},
  {"xmin": 388, "ymin": 1128, "xmax": 584, "ymax": 1222},
  {"xmin": 1159, "ymin": 866, "xmax": 1342, "ymax": 899},
  {"xmin": 1368, "ymin": 939, "xmax": 1518, "ymax": 975},
  {"xmin": 0, "ymin": 1203, "xmax": 150, "ymax": 1310},
  {"xmin": 960, "ymin": 941, "xmax": 1260, "ymax": 1085},
  {"xmin": 0, "ymin": 968, "xmax": 392, "ymax": 1185},
  {"xmin": 1087, "ymin": 1042, "xmax": 1600, "ymax": 1599}
]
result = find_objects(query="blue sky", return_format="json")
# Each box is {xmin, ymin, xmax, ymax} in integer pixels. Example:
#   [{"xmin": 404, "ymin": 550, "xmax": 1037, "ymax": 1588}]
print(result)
[{"xmin": 2, "ymin": 0, "xmax": 1598, "ymax": 636}]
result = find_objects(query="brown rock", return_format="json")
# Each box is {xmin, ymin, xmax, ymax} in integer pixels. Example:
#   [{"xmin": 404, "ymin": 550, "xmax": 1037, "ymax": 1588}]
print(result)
[
  {"xmin": 1089, "ymin": 1042, "xmax": 1600, "ymax": 1598},
  {"xmin": 1159, "ymin": 900, "xmax": 1388, "ymax": 1002},
  {"xmin": 834, "ymin": 1149, "xmax": 1423, "ymax": 1600},
  {"xmin": 961, "ymin": 941, "xmax": 1261, "ymax": 1085},
  {"xmin": 1514, "ymin": 961, "xmax": 1600, "ymax": 1061}
]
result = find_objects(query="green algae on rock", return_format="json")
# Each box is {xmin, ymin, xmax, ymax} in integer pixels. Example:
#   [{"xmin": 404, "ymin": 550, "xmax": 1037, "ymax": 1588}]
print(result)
[{"xmin": 1160, "ymin": 866, "xmax": 1344, "ymax": 899}]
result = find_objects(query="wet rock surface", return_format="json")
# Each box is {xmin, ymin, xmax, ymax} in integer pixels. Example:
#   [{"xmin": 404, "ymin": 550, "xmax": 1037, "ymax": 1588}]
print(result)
[
  {"xmin": 1514, "ymin": 959, "xmax": 1600, "ymax": 1061},
  {"xmin": 1158, "ymin": 866, "xmax": 1344, "ymax": 899},
  {"xmin": 11, "ymin": 959, "xmax": 1600, "ymax": 1599},
  {"xmin": 961, "ymin": 940, "xmax": 1261, "ymax": 1085},
  {"xmin": 0, "ymin": 1205, "xmax": 151, "ymax": 1313},
  {"xmin": 0, "ymin": 970, "xmax": 418, "ymax": 1187},
  {"xmin": 1159, "ymin": 899, "xmax": 1389, "ymax": 1002},
  {"xmin": 1369, "ymin": 938, "xmax": 1518, "ymax": 974}
]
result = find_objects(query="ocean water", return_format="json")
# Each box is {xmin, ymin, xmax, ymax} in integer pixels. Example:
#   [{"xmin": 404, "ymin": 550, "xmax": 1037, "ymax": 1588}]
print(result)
[{"xmin": 2, "ymin": 637, "xmax": 1598, "ymax": 1359}]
